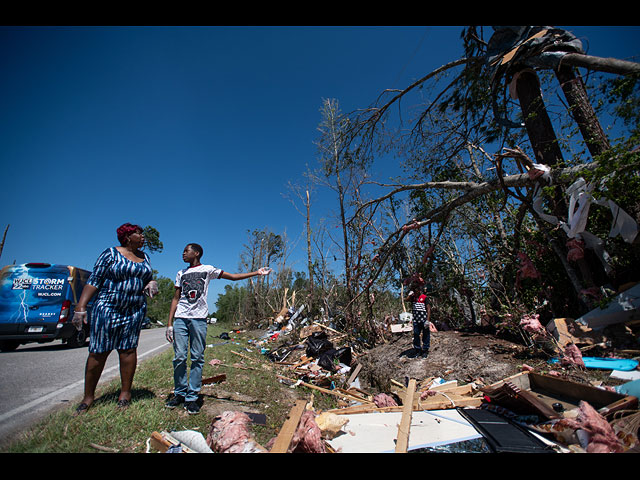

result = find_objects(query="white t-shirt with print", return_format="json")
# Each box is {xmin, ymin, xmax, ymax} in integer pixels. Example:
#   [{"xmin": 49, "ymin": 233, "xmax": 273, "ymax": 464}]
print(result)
[{"xmin": 175, "ymin": 264, "xmax": 223, "ymax": 319}]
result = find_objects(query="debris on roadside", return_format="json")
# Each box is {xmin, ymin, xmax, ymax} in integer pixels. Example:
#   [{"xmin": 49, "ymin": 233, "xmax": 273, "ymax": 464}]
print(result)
[
  {"xmin": 206, "ymin": 411, "xmax": 268, "ymax": 453},
  {"xmin": 148, "ymin": 430, "xmax": 213, "ymax": 453},
  {"xmin": 147, "ymin": 296, "xmax": 639, "ymax": 454}
]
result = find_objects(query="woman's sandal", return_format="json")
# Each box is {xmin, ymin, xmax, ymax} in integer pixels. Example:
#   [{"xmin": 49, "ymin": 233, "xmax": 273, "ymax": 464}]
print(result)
[
  {"xmin": 74, "ymin": 402, "xmax": 90, "ymax": 416},
  {"xmin": 116, "ymin": 399, "xmax": 130, "ymax": 410}
]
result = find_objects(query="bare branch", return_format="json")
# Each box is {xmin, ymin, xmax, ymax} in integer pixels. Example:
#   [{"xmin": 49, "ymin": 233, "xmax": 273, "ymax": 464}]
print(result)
[{"xmin": 352, "ymin": 160, "xmax": 598, "ymax": 300}]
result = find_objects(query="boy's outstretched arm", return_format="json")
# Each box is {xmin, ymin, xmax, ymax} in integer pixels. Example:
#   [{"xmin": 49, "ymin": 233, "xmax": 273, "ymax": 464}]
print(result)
[{"xmin": 221, "ymin": 267, "xmax": 271, "ymax": 281}]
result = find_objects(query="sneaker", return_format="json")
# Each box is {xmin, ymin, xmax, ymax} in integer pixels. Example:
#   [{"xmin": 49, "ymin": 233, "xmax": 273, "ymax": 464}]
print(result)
[
  {"xmin": 407, "ymin": 348, "xmax": 421, "ymax": 358},
  {"xmin": 165, "ymin": 395, "xmax": 185, "ymax": 409},
  {"xmin": 185, "ymin": 401, "xmax": 201, "ymax": 415},
  {"xmin": 420, "ymin": 350, "xmax": 429, "ymax": 358}
]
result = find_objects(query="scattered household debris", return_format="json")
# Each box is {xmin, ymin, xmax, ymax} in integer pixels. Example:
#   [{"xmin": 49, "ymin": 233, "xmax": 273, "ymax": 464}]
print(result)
[
  {"xmin": 576, "ymin": 283, "xmax": 640, "ymax": 330},
  {"xmin": 148, "ymin": 430, "xmax": 213, "ymax": 453},
  {"xmin": 146, "ymin": 294, "xmax": 639, "ymax": 454}
]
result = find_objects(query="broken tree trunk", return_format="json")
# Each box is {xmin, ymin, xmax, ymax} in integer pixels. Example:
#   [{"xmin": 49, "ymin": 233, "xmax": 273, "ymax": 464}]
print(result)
[
  {"xmin": 514, "ymin": 67, "xmax": 598, "ymax": 298},
  {"xmin": 555, "ymin": 65, "xmax": 611, "ymax": 158}
]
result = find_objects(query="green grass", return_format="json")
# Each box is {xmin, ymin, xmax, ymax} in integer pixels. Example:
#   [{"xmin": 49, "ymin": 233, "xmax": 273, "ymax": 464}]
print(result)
[{"xmin": 2, "ymin": 324, "xmax": 337, "ymax": 453}]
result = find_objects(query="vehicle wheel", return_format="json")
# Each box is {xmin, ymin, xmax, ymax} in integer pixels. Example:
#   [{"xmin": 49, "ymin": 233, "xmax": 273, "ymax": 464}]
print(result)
[
  {"xmin": 67, "ymin": 327, "xmax": 88, "ymax": 348},
  {"xmin": 0, "ymin": 340, "xmax": 21, "ymax": 352}
]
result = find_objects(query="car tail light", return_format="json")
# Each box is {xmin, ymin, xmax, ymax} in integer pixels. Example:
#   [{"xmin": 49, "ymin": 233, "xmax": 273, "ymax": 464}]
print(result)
[{"xmin": 59, "ymin": 300, "xmax": 71, "ymax": 323}]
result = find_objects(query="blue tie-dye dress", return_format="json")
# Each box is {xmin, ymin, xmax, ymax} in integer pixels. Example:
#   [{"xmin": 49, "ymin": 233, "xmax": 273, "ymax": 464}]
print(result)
[{"xmin": 86, "ymin": 247, "xmax": 153, "ymax": 353}]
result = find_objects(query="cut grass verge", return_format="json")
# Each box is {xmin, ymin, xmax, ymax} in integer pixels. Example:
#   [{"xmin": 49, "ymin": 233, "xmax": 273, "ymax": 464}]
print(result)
[{"xmin": 2, "ymin": 324, "xmax": 338, "ymax": 453}]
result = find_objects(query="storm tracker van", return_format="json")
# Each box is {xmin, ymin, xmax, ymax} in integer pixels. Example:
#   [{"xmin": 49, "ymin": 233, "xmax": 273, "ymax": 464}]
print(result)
[{"xmin": 0, "ymin": 263, "xmax": 92, "ymax": 351}]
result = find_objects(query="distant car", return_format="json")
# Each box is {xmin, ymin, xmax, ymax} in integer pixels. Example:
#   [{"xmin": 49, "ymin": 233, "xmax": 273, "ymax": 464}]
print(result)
[{"xmin": 0, "ymin": 263, "xmax": 92, "ymax": 351}]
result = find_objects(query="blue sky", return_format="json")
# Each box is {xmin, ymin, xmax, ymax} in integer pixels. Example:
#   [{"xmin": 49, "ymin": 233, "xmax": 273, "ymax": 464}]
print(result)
[{"xmin": 1, "ymin": 26, "xmax": 638, "ymax": 311}]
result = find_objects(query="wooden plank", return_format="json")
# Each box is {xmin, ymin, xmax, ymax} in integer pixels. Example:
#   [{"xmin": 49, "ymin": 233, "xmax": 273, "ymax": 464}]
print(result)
[
  {"xmin": 417, "ymin": 396, "xmax": 483, "ymax": 410},
  {"xmin": 345, "ymin": 363, "xmax": 362, "ymax": 386},
  {"xmin": 391, "ymin": 379, "xmax": 406, "ymax": 389},
  {"xmin": 312, "ymin": 321, "xmax": 343, "ymax": 336},
  {"xmin": 149, "ymin": 432, "xmax": 172, "ymax": 453},
  {"xmin": 148, "ymin": 432, "xmax": 196, "ymax": 453},
  {"xmin": 327, "ymin": 404, "xmax": 402, "ymax": 415},
  {"xmin": 395, "ymin": 378, "xmax": 416, "ymax": 453},
  {"xmin": 270, "ymin": 399, "xmax": 308, "ymax": 453},
  {"xmin": 276, "ymin": 375, "xmax": 375, "ymax": 405},
  {"xmin": 202, "ymin": 374, "xmax": 226, "ymax": 385}
]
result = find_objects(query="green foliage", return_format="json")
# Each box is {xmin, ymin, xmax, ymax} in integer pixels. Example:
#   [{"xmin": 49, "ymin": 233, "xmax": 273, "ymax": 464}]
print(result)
[
  {"xmin": 600, "ymin": 73, "xmax": 640, "ymax": 137},
  {"xmin": 214, "ymin": 283, "xmax": 248, "ymax": 325},
  {"xmin": 142, "ymin": 225, "xmax": 163, "ymax": 254},
  {"xmin": 145, "ymin": 272, "xmax": 175, "ymax": 324}
]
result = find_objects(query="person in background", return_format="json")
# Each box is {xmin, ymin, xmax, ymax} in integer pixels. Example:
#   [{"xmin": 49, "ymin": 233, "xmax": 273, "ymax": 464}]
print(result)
[
  {"xmin": 404, "ymin": 284, "xmax": 431, "ymax": 358},
  {"xmin": 165, "ymin": 243, "xmax": 270, "ymax": 414},
  {"xmin": 72, "ymin": 223, "xmax": 157, "ymax": 414}
]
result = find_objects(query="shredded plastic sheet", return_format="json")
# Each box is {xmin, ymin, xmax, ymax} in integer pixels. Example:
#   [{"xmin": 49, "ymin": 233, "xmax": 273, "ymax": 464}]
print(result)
[{"xmin": 531, "ymin": 175, "xmax": 638, "ymax": 273}]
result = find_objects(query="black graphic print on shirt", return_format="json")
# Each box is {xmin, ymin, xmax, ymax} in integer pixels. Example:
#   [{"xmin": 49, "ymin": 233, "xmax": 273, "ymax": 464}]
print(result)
[{"xmin": 181, "ymin": 271, "xmax": 208, "ymax": 304}]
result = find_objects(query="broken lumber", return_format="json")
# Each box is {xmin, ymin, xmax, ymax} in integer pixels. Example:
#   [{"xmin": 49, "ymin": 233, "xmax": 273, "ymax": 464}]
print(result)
[
  {"xmin": 202, "ymin": 374, "xmax": 226, "ymax": 385},
  {"xmin": 345, "ymin": 362, "xmax": 362, "ymax": 387},
  {"xmin": 395, "ymin": 378, "xmax": 417, "ymax": 453},
  {"xmin": 277, "ymin": 374, "xmax": 375, "ymax": 405},
  {"xmin": 270, "ymin": 399, "xmax": 308, "ymax": 453},
  {"xmin": 313, "ymin": 321, "xmax": 343, "ymax": 336},
  {"xmin": 148, "ymin": 432, "xmax": 197, "ymax": 453}
]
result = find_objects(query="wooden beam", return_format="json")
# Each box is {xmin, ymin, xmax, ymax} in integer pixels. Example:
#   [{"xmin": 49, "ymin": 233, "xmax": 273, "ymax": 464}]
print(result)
[
  {"xmin": 270, "ymin": 399, "xmax": 308, "ymax": 453},
  {"xmin": 345, "ymin": 362, "xmax": 362, "ymax": 387},
  {"xmin": 277, "ymin": 375, "xmax": 375, "ymax": 405},
  {"xmin": 312, "ymin": 321, "xmax": 342, "ymax": 335},
  {"xmin": 202, "ymin": 374, "xmax": 226, "ymax": 385},
  {"xmin": 148, "ymin": 432, "xmax": 197, "ymax": 453},
  {"xmin": 395, "ymin": 378, "xmax": 416, "ymax": 453},
  {"xmin": 149, "ymin": 432, "xmax": 172, "ymax": 453}
]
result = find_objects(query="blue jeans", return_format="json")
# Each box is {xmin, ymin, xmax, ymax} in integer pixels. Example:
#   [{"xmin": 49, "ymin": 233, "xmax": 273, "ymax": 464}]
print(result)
[
  {"xmin": 413, "ymin": 320, "xmax": 430, "ymax": 352},
  {"xmin": 172, "ymin": 317, "xmax": 208, "ymax": 402}
]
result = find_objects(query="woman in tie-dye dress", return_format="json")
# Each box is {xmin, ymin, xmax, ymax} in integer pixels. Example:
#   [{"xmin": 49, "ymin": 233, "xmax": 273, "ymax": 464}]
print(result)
[{"xmin": 72, "ymin": 223, "xmax": 157, "ymax": 414}]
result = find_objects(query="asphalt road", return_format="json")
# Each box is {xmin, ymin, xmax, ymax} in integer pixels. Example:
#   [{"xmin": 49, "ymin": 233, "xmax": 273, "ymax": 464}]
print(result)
[{"xmin": 0, "ymin": 327, "xmax": 172, "ymax": 445}]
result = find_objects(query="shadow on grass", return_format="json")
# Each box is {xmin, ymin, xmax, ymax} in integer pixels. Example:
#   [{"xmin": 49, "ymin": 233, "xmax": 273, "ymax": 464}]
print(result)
[{"xmin": 91, "ymin": 388, "xmax": 157, "ymax": 407}]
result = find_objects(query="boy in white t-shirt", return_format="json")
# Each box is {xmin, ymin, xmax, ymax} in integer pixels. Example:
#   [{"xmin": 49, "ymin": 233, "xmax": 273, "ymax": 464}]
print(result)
[{"xmin": 165, "ymin": 243, "xmax": 271, "ymax": 414}]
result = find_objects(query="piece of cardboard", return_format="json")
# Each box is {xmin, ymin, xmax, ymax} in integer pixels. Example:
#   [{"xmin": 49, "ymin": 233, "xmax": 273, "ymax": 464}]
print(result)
[{"xmin": 546, "ymin": 317, "xmax": 602, "ymax": 347}]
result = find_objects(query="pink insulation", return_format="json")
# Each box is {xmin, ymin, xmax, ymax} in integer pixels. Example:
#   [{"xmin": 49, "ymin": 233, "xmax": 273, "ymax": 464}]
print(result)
[
  {"xmin": 560, "ymin": 343, "xmax": 585, "ymax": 368},
  {"xmin": 289, "ymin": 410, "xmax": 326, "ymax": 453},
  {"xmin": 559, "ymin": 401, "xmax": 626, "ymax": 453},
  {"xmin": 373, "ymin": 393, "xmax": 398, "ymax": 408},
  {"xmin": 566, "ymin": 238, "xmax": 585, "ymax": 262},
  {"xmin": 519, "ymin": 313, "xmax": 546, "ymax": 336},
  {"xmin": 206, "ymin": 411, "xmax": 265, "ymax": 453}
]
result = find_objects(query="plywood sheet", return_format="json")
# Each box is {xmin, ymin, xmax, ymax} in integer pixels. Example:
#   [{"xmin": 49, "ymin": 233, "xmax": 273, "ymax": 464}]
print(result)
[{"xmin": 326, "ymin": 409, "xmax": 481, "ymax": 453}]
